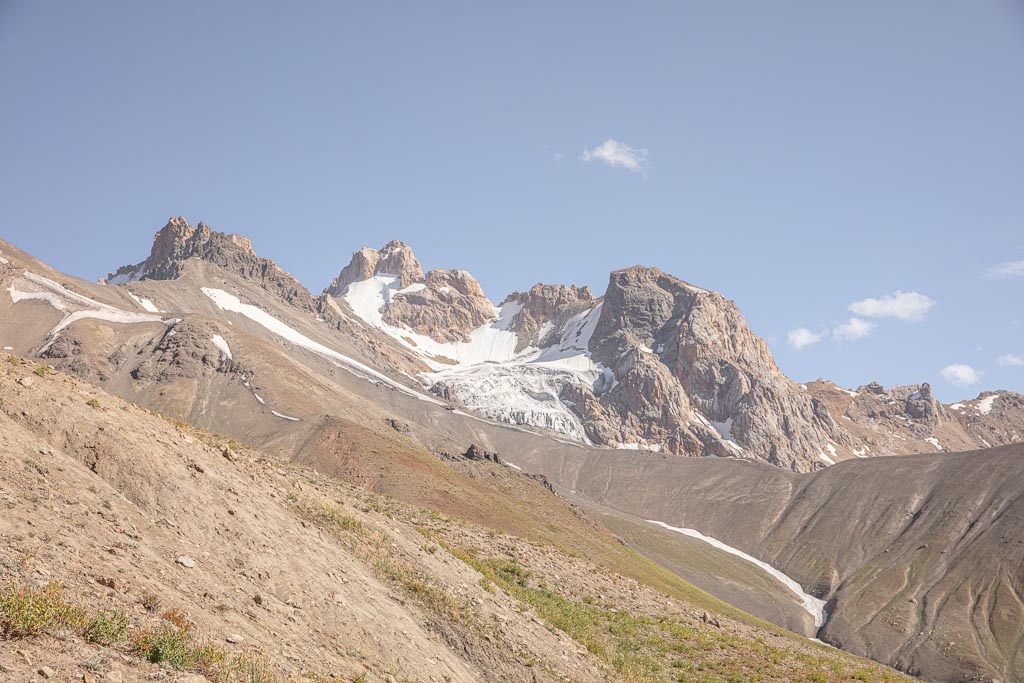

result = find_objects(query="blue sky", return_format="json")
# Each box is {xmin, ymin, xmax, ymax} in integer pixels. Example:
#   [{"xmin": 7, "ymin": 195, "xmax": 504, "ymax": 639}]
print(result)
[{"xmin": 1, "ymin": 1, "xmax": 1022, "ymax": 400}]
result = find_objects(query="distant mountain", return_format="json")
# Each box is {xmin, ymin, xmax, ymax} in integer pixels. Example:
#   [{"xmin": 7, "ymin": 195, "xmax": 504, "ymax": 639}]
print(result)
[
  {"xmin": 321, "ymin": 236, "xmax": 1024, "ymax": 471},
  {"xmin": 5, "ymin": 216, "xmax": 1022, "ymax": 473}
]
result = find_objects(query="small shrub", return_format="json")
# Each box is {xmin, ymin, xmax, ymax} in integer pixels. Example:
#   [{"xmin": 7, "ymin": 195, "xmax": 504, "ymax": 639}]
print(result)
[
  {"xmin": 34, "ymin": 365, "xmax": 51, "ymax": 378},
  {"xmin": 227, "ymin": 651, "xmax": 277, "ymax": 683},
  {"xmin": 140, "ymin": 591, "xmax": 161, "ymax": 613},
  {"xmin": 0, "ymin": 581, "xmax": 87, "ymax": 637},
  {"xmin": 86, "ymin": 398, "xmax": 101, "ymax": 408},
  {"xmin": 7, "ymin": 355, "xmax": 18, "ymax": 365},
  {"xmin": 24, "ymin": 459, "xmax": 49, "ymax": 475},
  {"xmin": 84, "ymin": 610, "xmax": 128, "ymax": 644},
  {"xmin": 160, "ymin": 607, "xmax": 192, "ymax": 629},
  {"xmin": 129, "ymin": 622, "xmax": 207, "ymax": 668}
]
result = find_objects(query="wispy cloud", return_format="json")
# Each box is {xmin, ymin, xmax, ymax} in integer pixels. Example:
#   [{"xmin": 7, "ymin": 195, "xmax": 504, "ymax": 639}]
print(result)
[
  {"xmin": 941, "ymin": 363, "xmax": 980, "ymax": 386},
  {"xmin": 787, "ymin": 328, "xmax": 824, "ymax": 350},
  {"xmin": 998, "ymin": 353, "xmax": 1024, "ymax": 367},
  {"xmin": 833, "ymin": 317, "xmax": 875, "ymax": 341},
  {"xmin": 848, "ymin": 291, "xmax": 936, "ymax": 321},
  {"xmin": 984, "ymin": 260, "xmax": 1024, "ymax": 279},
  {"xmin": 581, "ymin": 139, "xmax": 648, "ymax": 175}
]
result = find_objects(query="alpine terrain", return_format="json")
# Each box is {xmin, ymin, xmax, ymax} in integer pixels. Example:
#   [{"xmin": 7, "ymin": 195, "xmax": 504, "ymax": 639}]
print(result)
[{"xmin": 1, "ymin": 217, "xmax": 1022, "ymax": 683}]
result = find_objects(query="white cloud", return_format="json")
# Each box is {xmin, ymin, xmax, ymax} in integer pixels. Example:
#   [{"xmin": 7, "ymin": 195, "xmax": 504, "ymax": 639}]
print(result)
[
  {"xmin": 997, "ymin": 353, "xmax": 1024, "ymax": 367},
  {"xmin": 941, "ymin": 363, "xmax": 980, "ymax": 386},
  {"xmin": 985, "ymin": 260, "xmax": 1024, "ymax": 279},
  {"xmin": 848, "ymin": 291, "xmax": 936, "ymax": 321},
  {"xmin": 581, "ymin": 139, "xmax": 648, "ymax": 174},
  {"xmin": 833, "ymin": 317, "xmax": 875, "ymax": 341},
  {"xmin": 787, "ymin": 328, "xmax": 824, "ymax": 350}
]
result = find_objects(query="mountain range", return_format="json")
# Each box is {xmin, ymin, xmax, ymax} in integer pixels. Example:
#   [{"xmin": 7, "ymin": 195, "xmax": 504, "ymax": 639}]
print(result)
[{"xmin": 2, "ymin": 217, "xmax": 1023, "ymax": 682}]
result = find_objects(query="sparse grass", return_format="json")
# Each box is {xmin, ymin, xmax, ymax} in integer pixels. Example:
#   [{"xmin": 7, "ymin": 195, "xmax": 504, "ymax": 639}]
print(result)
[
  {"xmin": 292, "ymin": 495, "xmax": 362, "ymax": 533},
  {"xmin": 129, "ymin": 620, "xmax": 222, "ymax": 669},
  {"xmin": 437, "ymin": 544, "xmax": 912, "ymax": 683},
  {"xmin": 128, "ymin": 611, "xmax": 283, "ymax": 682},
  {"xmin": 7, "ymin": 355, "xmax": 19, "ymax": 365},
  {"xmin": 23, "ymin": 459, "xmax": 49, "ymax": 475},
  {"xmin": 87, "ymin": 398, "xmax": 101, "ymax": 408},
  {"xmin": 33, "ymin": 365, "xmax": 51, "ymax": 378},
  {"xmin": 1, "ymin": 580, "xmax": 280, "ymax": 682},
  {"xmin": 293, "ymin": 496, "xmax": 475, "ymax": 627}
]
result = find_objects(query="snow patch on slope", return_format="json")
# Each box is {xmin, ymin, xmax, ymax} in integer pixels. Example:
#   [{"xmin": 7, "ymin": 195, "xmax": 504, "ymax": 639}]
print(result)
[
  {"xmin": 977, "ymin": 395, "xmax": 998, "ymax": 415},
  {"xmin": 708, "ymin": 418, "xmax": 744, "ymax": 453},
  {"xmin": 9, "ymin": 272, "xmax": 168, "ymax": 350},
  {"xmin": 202, "ymin": 287, "xmax": 444, "ymax": 406},
  {"xmin": 211, "ymin": 334, "xmax": 233, "ymax": 360},
  {"xmin": 127, "ymin": 292, "xmax": 162, "ymax": 313},
  {"xmin": 647, "ymin": 520, "xmax": 828, "ymax": 628},
  {"xmin": 343, "ymin": 275, "xmax": 521, "ymax": 368}
]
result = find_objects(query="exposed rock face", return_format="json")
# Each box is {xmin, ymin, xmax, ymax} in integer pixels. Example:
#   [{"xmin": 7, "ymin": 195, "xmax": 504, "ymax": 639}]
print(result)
[
  {"xmin": 106, "ymin": 217, "xmax": 311, "ymax": 308},
  {"xmin": 504, "ymin": 284, "xmax": 595, "ymax": 350},
  {"xmin": 325, "ymin": 242, "xmax": 499, "ymax": 344},
  {"xmin": 131, "ymin": 320, "xmax": 240, "ymax": 382},
  {"xmin": 576, "ymin": 267, "xmax": 851, "ymax": 468},
  {"xmin": 807, "ymin": 380, "xmax": 1024, "ymax": 457},
  {"xmin": 325, "ymin": 240, "xmax": 424, "ymax": 294},
  {"xmin": 383, "ymin": 269, "xmax": 496, "ymax": 344}
]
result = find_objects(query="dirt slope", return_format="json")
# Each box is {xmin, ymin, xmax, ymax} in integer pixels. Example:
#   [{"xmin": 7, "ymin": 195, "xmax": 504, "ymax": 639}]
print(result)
[{"xmin": 0, "ymin": 358, "xmax": 918, "ymax": 682}]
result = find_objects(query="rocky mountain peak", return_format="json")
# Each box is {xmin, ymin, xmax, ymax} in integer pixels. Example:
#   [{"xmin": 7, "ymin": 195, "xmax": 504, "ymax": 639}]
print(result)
[
  {"xmin": 104, "ymin": 217, "xmax": 311, "ymax": 308},
  {"xmin": 580, "ymin": 265, "xmax": 849, "ymax": 468},
  {"xmin": 325, "ymin": 240, "xmax": 424, "ymax": 294}
]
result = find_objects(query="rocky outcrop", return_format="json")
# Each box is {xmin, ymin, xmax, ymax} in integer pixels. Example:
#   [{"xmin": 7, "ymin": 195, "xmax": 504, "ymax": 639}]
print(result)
[
  {"xmin": 463, "ymin": 443, "xmax": 501, "ymax": 464},
  {"xmin": 579, "ymin": 266, "xmax": 851, "ymax": 469},
  {"xmin": 325, "ymin": 240, "xmax": 424, "ymax": 294},
  {"xmin": 106, "ymin": 217, "xmax": 312, "ymax": 308},
  {"xmin": 503, "ymin": 284, "xmax": 595, "ymax": 350},
  {"xmin": 807, "ymin": 380, "xmax": 1024, "ymax": 458},
  {"xmin": 325, "ymin": 242, "xmax": 499, "ymax": 344},
  {"xmin": 383, "ymin": 269, "xmax": 496, "ymax": 344},
  {"xmin": 131, "ymin": 320, "xmax": 240, "ymax": 382}
]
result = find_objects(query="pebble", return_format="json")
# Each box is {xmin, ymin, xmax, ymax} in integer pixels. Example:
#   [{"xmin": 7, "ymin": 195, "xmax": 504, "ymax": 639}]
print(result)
[
  {"xmin": 176, "ymin": 555, "xmax": 195, "ymax": 568},
  {"xmin": 226, "ymin": 633, "xmax": 244, "ymax": 644}
]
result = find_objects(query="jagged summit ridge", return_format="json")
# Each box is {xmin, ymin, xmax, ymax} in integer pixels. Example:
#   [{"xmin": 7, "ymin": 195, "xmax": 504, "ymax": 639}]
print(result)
[
  {"xmin": 325, "ymin": 239, "xmax": 424, "ymax": 294},
  {"xmin": 104, "ymin": 216, "xmax": 311, "ymax": 307},
  {"xmin": 69, "ymin": 222, "xmax": 1024, "ymax": 471}
]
